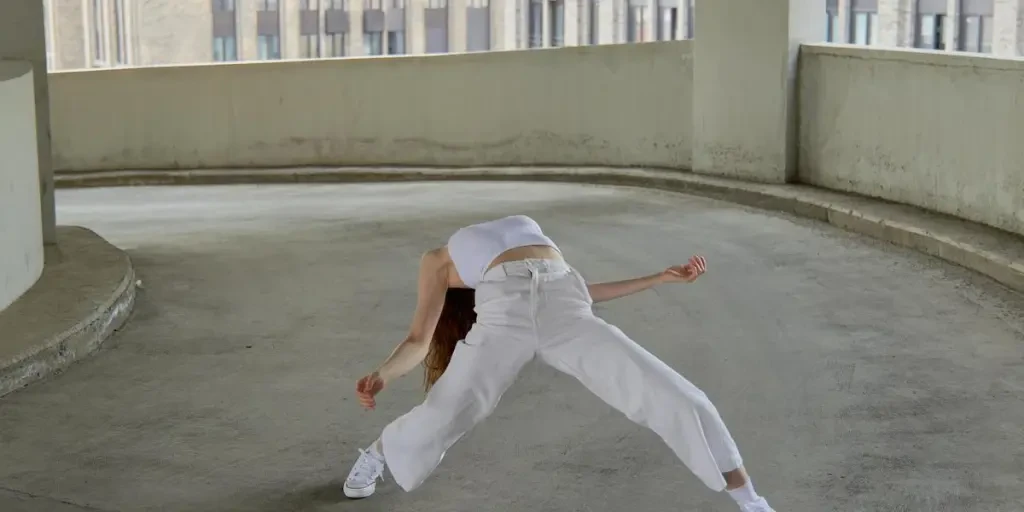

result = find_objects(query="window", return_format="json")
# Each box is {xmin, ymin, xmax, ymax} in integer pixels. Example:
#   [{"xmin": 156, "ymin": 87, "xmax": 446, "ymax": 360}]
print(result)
[
  {"xmin": 826, "ymin": 0, "xmax": 839, "ymax": 42},
  {"xmin": 528, "ymin": 0, "xmax": 543, "ymax": 47},
  {"xmin": 627, "ymin": 3, "xmax": 647, "ymax": 42},
  {"xmin": 301, "ymin": 35, "xmax": 320, "ymax": 57},
  {"xmin": 958, "ymin": 0, "xmax": 994, "ymax": 54},
  {"xmin": 258, "ymin": 35, "xmax": 281, "ymax": 59},
  {"xmin": 915, "ymin": 0, "xmax": 946, "ymax": 49},
  {"xmin": 388, "ymin": 30, "xmax": 406, "ymax": 54},
  {"xmin": 850, "ymin": 12, "xmax": 878, "ymax": 45},
  {"xmin": 258, "ymin": 0, "xmax": 279, "ymax": 10},
  {"xmin": 91, "ymin": 0, "xmax": 106, "ymax": 66},
  {"xmin": 549, "ymin": 0, "xmax": 564, "ymax": 46},
  {"xmin": 656, "ymin": 0, "xmax": 678, "ymax": 41},
  {"xmin": 425, "ymin": 0, "xmax": 448, "ymax": 53},
  {"xmin": 364, "ymin": 32, "xmax": 383, "ymax": 55},
  {"xmin": 916, "ymin": 14, "xmax": 945, "ymax": 49},
  {"xmin": 327, "ymin": 33, "xmax": 347, "ymax": 57},
  {"xmin": 213, "ymin": 36, "xmax": 238, "ymax": 61},
  {"xmin": 467, "ymin": 0, "xmax": 491, "ymax": 52},
  {"xmin": 300, "ymin": 0, "xmax": 318, "ymax": 8},
  {"xmin": 325, "ymin": 0, "xmax": 348, "ymax": 57},
  {"xmin": 589, "ymin": 0, "xmax": 599, "ymax": 44},
  {"xmin": 212, "ymin": 0, "xmax": 237, "ymax": 62}
]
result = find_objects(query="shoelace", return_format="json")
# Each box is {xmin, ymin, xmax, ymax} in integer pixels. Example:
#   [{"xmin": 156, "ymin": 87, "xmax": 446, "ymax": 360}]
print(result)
[{"xmin": 350, "ymin": 449, "xmax": 385, "ymax": 482}]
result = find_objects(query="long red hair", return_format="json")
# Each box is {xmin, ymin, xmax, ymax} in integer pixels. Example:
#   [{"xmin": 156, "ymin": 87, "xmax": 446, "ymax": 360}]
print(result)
[{"xmin": 423, "ymin": 288, "xmax": 476, "ymax": 391}]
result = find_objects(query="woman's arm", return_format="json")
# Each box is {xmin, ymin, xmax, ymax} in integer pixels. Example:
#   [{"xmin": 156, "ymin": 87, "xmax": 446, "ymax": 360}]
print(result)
[
  {"xmin": 586, "ymin": 255, "xmax": 708, "ymax": 304},
  {"xmin": 373, "ymin": 248, "xmax": 452, "ymax": 383},
  {"xmin": 587, "ymin": 273, "xmax": 667, "ymax": 303}
]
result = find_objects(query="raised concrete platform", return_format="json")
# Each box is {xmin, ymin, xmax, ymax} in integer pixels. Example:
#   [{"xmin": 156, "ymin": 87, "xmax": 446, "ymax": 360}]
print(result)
[
  {"xmin": 56, "ymin": 166, "xmax": 1024, "ymax": 294},
  {"xmin": 0, "ymin": 226, "xmax": 136, "ymax": 398}
]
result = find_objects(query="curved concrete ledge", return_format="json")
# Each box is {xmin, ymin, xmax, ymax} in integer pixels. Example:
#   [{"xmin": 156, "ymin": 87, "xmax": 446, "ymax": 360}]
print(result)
[
  {"xmin": 0, "ymin": 226, "xmax": 136, "ymax": 398},
  {"xmin": 54, "ymin": 166, "xmax": 1024, "ymax": 295}
]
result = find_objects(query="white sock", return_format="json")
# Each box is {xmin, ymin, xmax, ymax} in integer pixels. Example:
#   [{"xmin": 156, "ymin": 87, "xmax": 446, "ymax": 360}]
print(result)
[{"xmin": 727, "ymin": 481, "xmax": 761, "ymax": 505}]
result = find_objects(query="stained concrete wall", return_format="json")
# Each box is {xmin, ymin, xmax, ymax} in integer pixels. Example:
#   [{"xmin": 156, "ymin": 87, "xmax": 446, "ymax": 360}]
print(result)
[
  {"xmin": 0, "ymin": 62, "xmax": 44, "ymax": 312},
  {"xmin": 799, "ymin": 44, "xmax": 1024, "ymax": 237},
  {"xmin": 49, "ymin": 41, "xmax": 694, "ymax": 172}
]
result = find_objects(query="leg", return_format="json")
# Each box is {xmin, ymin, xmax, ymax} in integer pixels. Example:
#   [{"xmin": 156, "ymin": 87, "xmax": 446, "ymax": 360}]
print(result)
[
  {"xmin": 348, "ymin": 323, "xmax": 534, "ymax": 495},
  {"xmin": 538, "ymin": 313, "xmax": 744, "ymax": 492}
]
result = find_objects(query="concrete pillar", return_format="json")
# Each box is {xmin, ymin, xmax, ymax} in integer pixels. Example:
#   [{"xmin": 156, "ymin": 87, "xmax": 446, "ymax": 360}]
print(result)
[
  {"xmin": 491, "ymin": 0, "xmax": 514, "ymax": 49},
  {"xmin": 836, "ymin": 0, "xmax": 850, "ymax": 43},
  {"xmin": 598, "ymin": 0, "xmax": 615, "ymax": 42},
  {"xmin": 0, "ymin": 0, "xmax": 56, "ymax": 245},
  {"xmin": 564, "ymin": 0, "xmax": 579, "ymax": 45},
  {"xmin": 877, "ymin": 0, "xmax": 914, "ymax": 47},
  {"xmin": 284, "ymin": 0, "xmax": 301, "ymax": 59},
  {"xmin": 350, "ymin": 0, "xmax": 365, "ymax": 56},
  {"xmin": 944, "ymin": 0, "xmax": 958, "ymax": 50},
  {"xmin": 450, "ymin": 0, "xmax": 468, "ymax": 51},
  {"xmin": 239, "ymin": 1, "xmax": 258, "ymax": 60},
  {"xmin": 409, "ymin": 0, "xmax": 426, "ymax": 53},
  {"xmin": 692, "ymin": 0, "xmax": 824, "ymax": 183},
  {"xmin": 993, "ymin": 0, "xmax": 1024, "ymax": 56}
]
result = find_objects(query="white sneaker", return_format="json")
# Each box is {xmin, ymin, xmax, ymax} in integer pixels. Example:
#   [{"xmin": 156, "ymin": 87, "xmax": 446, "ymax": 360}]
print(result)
[
  {"xmin": 739, "ymin": 497, "xmax": 775, "ymax": 512},
  {"xmin": 343, "ymin": 448, "xmax": 386, "ymax": 499}
]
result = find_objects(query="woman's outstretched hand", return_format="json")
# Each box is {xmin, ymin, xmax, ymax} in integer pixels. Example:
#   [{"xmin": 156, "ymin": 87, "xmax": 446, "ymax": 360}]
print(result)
[
  {"xmin": 662, "ymin": 255, "xmax": 707, "ymax": 283},
  {"xmin": 356, "ymin": 371, "xmax": 385, "ymax": 410}
]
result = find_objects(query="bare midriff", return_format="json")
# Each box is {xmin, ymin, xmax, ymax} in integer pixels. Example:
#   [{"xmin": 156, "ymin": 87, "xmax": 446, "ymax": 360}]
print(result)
[{"xmin": 485, "ymin": 245, "xmax": 564, "ymax": 273}]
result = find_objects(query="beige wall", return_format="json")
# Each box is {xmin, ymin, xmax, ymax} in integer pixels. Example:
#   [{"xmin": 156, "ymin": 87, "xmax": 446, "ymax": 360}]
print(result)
[
  {"xmin": 0, "ymin": 62, "xmax": 44, "ymax": 311},
  {"xmin": 799, "ymin": 44, "xmax": 1024, "ymax": 236},
  {"xmin": 49, "ymin": 41, "xmax": 694, "ymax": 171}
]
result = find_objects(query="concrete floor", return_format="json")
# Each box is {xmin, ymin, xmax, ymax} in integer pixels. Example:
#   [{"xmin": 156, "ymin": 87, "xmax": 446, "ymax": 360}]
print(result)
[{"xmin": 2, "ymin": 182, "xmax": 1023, "ymax": 512}]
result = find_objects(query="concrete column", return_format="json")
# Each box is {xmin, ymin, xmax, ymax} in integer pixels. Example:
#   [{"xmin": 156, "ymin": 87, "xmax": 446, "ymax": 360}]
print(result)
[
  {"xmin": 836, "ymin": 0, "xmax": 850, "ymax": 43},
  {"xmin": 0, "ymin": 0, "xmax": 56, "ymax": 245},
  {"xmin": 598, "ymin": 0, "xmax": 615, "ymax": 42},
  {"xmin": 409, "ymin": 0, "xmax": 425, "ymax": 53},
  {"xmin": 992, "ymin": 0, "xmax": 1024, "ymax": 56},
  {"xmin": 944, "ymin": 0, "xmax": 958, "ymax": 50},
  {"xmin": 450, "ymin": 0, "xmax": 468, "ymax": 51},
  {"xmin": 350, "ymin": 0, "xmax": 365, "ymax": 56},
  {"xmin": 692, "ymin": 0, "xmax": 824, "ymax": 183},
  {"xmin": 878, "ymin": 0, "xmax": 915, "ymax": 47},
  {"xmin": 564, "ymin": 0, "xmax": 579, "ymax": 45},
  {"xmin": 491, "ymin": 0, "xmax": 513, "ymax": 49},
  {"xmin": 677, "ymin": 0, "xmax": 688, "ymax": 39},
  {"xmin": 239, "ymin": 1, "xmax": 258, "ymax": 60},
  {"xmin": 284, "ymin": 0, "xmax": 301, "ymax": 58}
]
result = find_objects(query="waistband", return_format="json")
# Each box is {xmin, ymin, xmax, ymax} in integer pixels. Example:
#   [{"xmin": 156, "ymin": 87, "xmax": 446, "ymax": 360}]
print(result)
[{"xmin": 480, "ymin": 258, "xmax": 572, "ymax": 283}]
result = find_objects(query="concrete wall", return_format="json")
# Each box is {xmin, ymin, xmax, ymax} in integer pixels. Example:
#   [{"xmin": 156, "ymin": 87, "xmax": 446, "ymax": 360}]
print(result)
[
  {"xmin": 800, "ymin": 44, "xmax": 1024, "ymax": 237},
  {"xmin": 0, "ymin": 62, "xmax": 44, "ymax": 312},
  {"xmin": 49, "ymin": 41, "xmax": 694, "ymax": 172}
]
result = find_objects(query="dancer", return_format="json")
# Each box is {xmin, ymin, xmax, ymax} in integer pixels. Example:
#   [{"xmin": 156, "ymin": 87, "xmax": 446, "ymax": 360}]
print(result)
[{"xmin": 343, "ymin": 215, "xmax": 775, "ymax": 512}]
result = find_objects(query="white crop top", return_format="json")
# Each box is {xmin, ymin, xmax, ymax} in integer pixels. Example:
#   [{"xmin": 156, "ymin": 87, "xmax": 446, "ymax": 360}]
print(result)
[{"xmin": 447, "ymin": 215, "xmax": 559, "ymax": 288}]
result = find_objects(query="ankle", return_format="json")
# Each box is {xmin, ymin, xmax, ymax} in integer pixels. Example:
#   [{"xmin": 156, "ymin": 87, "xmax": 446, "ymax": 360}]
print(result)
[{"xmin": 727, "ymin": 481, "xmax": 760, "ymax": 505}]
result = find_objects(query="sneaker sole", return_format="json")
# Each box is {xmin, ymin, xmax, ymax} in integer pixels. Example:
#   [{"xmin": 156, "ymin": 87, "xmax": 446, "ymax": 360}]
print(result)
[{"xmin": 343, "ymin": 482, "xmax": 376, "ymax": 499}]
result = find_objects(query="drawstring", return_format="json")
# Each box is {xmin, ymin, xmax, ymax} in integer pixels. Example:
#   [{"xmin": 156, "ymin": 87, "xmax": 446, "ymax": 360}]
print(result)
[{"xmin": 530, "ymin": 264, "xmax": 541, "ymax": 342}]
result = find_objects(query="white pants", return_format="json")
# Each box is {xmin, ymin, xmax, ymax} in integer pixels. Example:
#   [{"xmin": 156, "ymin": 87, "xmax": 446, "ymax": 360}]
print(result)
[{"xmin": 380, "ymin": 259, "xmax": 743, "ymax": 492}]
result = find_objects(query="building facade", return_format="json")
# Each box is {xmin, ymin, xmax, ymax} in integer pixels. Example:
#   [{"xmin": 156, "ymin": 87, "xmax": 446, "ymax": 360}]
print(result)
[
  {"xmin": 43, "ymin": 0, "xmax": 697, "ymax": 69},
  {"xmin": 43, "ymin": 0, "xmax": 1024, "ymax": 71}
]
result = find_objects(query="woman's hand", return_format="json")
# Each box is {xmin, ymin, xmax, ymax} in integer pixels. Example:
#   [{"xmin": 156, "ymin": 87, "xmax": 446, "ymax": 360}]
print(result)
[
  {"xmin": 661, "ymin": 255, "xmax": 707, "ymax": 283},
  {"xmin": 356, "ymin": 371, "xmax": 386, "ymax": 410}
]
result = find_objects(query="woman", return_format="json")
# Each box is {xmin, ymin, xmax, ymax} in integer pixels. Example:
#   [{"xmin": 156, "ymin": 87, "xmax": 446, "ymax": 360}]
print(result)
[{"xmin": 343, "ymin": 215, "xmax": 775, "ymax": 512}]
